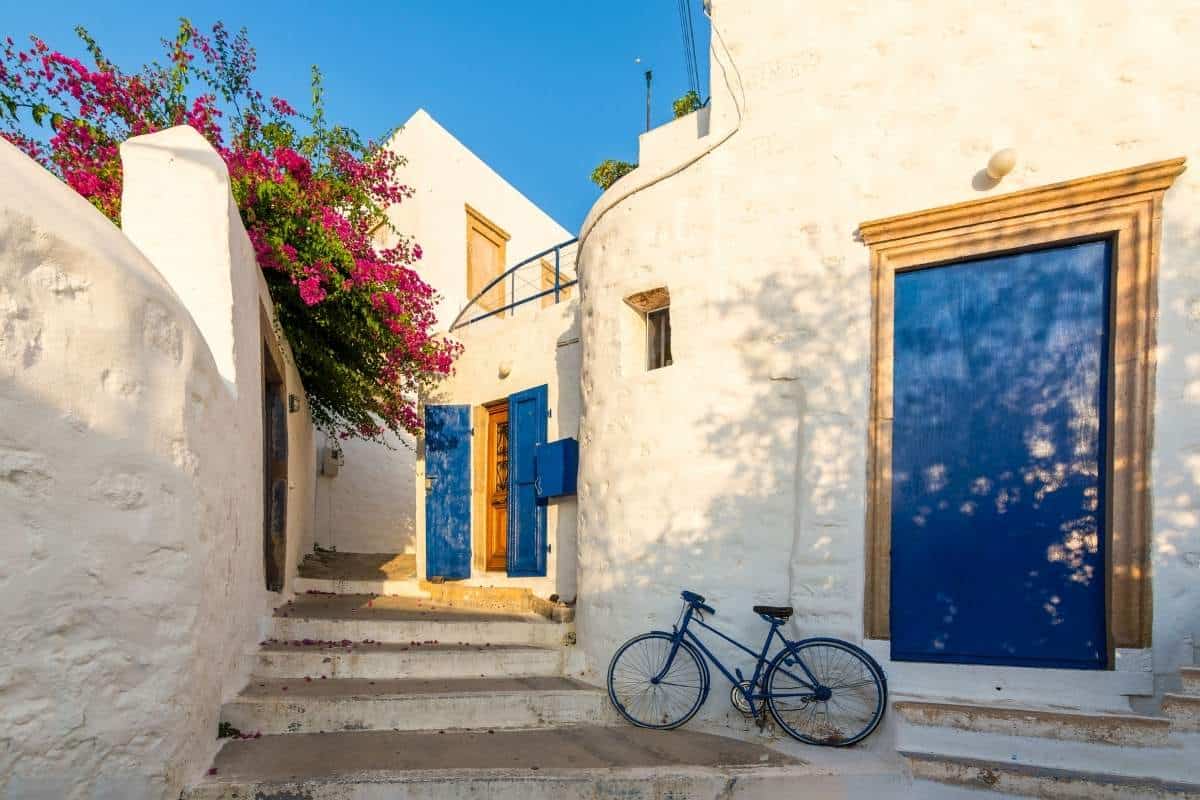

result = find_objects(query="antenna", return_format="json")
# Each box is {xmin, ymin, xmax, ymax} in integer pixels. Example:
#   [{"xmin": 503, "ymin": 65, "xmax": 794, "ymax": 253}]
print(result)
[{"xmin": 636, "ymin": 58, "xmax": 653, "ymax": 132}]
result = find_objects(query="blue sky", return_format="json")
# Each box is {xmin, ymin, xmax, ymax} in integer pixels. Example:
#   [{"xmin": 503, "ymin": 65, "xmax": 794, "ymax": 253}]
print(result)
[{"xmin": 3, "ymin": 1, "xmax": 710, "ymax": 233}]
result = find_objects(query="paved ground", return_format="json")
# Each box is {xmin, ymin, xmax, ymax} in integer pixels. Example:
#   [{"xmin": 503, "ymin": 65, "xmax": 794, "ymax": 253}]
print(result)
[
  {"xmin": 298, "ymin": 551, "xmax": 417, "ymax": 581},
  {"xmin": 258, "ymin": 640, "xmax": 550, "ymax": 654},
  {"xmin": 239, "ymin": 676, "xmax": 597, "ymax": 698},
  {"xmin": 208, "ymin": 725, "xmax": 801, "ymax": 782},
  {"xmin": 276, "ymin": 593, "xmax": 545, "ymax": 624}
]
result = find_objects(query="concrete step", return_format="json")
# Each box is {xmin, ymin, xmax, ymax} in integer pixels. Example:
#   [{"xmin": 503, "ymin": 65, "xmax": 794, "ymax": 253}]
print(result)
[
  {"xmin": 893, "ymin": 697, "xmax": 1171, "ymax": 746},
  {"xmin": 183, "ymin": 725, "xmax": 808, "ymax": 800},
  {"xmin": 252, "ymin": 640, "xmax": 564, "ymax": 680},
  {"xmin": 1180, "ymin": 666, "xmax": 1200, "ymax": 696},
  {"xmin": 904, "ymin": 750, "xmax": 1200, "ymax": 799},
  {"xmin": 1161, "ymin": 693, "xmax": 1200, "ymax": 731},
  {"xmin": 272, "ymin": 594, "xmax": 569, "ymax": 648},
  {"xmin": 293, "ymin": 577, "xmax": 429, "ymax": 597},
  {"xmin": 220, "ymin": 676, "xmax": 614, "ymax": 735}
]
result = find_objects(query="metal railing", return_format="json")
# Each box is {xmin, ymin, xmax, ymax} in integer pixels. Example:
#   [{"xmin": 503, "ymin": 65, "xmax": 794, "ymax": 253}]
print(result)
[{"xmin": 449, "ymin": 238, "xmax": 579, "ymax": 331}]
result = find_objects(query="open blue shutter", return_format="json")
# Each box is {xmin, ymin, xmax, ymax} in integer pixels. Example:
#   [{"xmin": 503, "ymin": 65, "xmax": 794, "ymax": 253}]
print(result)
[
  {"xmin": 424, "ymin": 404, "xmax": 471, "ymax": 580},
  {"xmin": 507, "ymin": 385, "xmax": 548, "ymax": 576}
]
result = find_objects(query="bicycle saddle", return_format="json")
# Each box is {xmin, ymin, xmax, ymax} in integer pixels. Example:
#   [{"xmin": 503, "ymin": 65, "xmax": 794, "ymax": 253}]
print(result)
[{"xmin": 753, "ymin": 605, "xmax": 793, "ymax": 620}]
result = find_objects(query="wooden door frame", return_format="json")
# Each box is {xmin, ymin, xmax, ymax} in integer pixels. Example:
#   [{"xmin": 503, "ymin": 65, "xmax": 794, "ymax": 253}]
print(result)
[{"xmin": 858, "ymin": 158, "xmax": 1185, "ymax": 653}]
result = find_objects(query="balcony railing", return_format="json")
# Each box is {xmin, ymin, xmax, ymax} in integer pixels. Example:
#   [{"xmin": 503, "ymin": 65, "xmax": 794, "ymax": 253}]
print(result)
[{"xmin": 449, "ymin": 238, "xmax": 579, "ymax": 331}]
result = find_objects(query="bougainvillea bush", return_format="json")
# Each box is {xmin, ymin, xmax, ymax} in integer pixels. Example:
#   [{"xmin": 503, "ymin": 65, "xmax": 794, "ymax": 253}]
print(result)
[{"xmin": 0, "ymin": 21, "xmax": 458, "ymax": 442}]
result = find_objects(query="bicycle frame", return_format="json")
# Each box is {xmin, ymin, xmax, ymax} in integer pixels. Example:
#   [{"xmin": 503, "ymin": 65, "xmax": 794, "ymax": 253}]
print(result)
[{"xmin": 654, "ymin": 604, "xmax": 822, "ymax": 716}]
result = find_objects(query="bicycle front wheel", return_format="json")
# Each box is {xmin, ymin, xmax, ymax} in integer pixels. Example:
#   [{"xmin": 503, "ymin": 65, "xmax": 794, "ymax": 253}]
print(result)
[
  {"xmin": 766, "ymin": 638, "xmax": 886, "ymax": 746},
  {"xmin": 607, "ymin": 632, "xmax": 709, "ymax": 729}
]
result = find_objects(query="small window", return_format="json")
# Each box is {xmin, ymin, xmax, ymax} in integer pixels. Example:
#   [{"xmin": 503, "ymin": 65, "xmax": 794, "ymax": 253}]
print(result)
[
  {"xmin": 625, "ymin": 287, "xmax": 672, "ymax": 371},
  {"xmin": 646, "ymin": 306, "xmax": 672, "ymax": 370}
]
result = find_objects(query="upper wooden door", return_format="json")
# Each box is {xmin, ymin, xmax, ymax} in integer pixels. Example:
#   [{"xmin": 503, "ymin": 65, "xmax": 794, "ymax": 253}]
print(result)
[{"xmin": 466, "ymin": 205, "xmax": 509, "ymax": 313}]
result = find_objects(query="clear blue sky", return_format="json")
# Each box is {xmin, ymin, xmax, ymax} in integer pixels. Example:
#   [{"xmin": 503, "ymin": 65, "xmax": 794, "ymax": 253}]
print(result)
[{"xmin": 3, "ymin": 1, "xmax": 710, "ymax": 233}]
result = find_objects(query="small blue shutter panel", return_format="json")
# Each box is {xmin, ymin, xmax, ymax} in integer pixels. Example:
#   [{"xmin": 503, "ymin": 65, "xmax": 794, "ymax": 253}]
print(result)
[
  {"xmin": 507, "ymin": 385, "xmax": 548, "ymax": 576},
  {"xmin": 535, "ymin": 438, "xmax": 578, "ymax": 498},
  {"xmin": 424, "ymin": 404, "xmax": 472, "ymax": 580},
  {"xmin": 890, "ymin": 240, "xmax": 1111, "ymax": 669}
]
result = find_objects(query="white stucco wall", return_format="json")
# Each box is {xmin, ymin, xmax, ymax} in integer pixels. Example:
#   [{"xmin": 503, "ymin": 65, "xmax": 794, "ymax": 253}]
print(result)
[
  {"xmin": 312, "ymin": 429, "xmax": 416, "ymax": 554},
  {"xmin": 0, "ymin": 127, "xmax": 314, "ymax": 799},
  {"xmin": 382, "ymin": 108, "xmax": 573, "ymax": 330},
  {"xmin": 309, "ymin": 109, "xmax": 573, "ymax": 557},
  {"xmin": 415, "ymin": 300, "xmax": 582, "ymax": 601},
  {"xmin": 574, "ymin": 0, "xmax": 1199, "ymax": 720}
]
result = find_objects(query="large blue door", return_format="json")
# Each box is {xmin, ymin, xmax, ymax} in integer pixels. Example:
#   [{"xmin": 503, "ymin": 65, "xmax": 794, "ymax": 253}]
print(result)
[
  {"xmin": 890, "ymin": 240, "xmax": 1111, "ymax": 669},
  {"xmin": 425, "ymin": 404, "xmax": 471, "ymax": 580},
  {"xmin": 507, "ymin": 385, "xmax": 548, "ymax": 577}
]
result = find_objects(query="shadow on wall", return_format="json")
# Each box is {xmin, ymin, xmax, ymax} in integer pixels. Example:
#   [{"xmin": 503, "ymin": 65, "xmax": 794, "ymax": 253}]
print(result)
[
  {"xmin": 580, "ymin": 214, "xmax": 1200, "ymax": 710},
  {"xmin": 578, "ymin": 256, "xmax": 871, "ymax": 716},
  {"xmin": 0, "ymin": 192, "xmax": 252, "ymax": 797}
]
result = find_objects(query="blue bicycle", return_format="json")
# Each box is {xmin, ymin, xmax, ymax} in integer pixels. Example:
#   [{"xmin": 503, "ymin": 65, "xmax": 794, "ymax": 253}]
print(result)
[{"xmin": 606, "ymin": 590, "xmax": 887, "ymax": 746}]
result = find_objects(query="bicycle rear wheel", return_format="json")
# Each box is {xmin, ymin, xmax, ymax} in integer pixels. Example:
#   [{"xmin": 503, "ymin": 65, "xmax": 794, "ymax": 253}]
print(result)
[
  {"xmin": 607, "ymin": 632, "xmax": 709, "ymax": 729},
  {"xmin": 765, "ymin": 638, "xmax": 886, "ymax": 746}
]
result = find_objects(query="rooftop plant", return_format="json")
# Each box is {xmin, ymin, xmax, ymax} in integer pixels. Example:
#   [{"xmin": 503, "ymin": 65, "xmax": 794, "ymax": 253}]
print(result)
[
  {"xmin": 589, "ymin": 158, "xmax": 636, "ymax": 191},
  {"xmin": 672, "ymin": 89, "xmax": 701, "ymax": 119},
  {"xmin": 0, "ymin": 21, "xmax": 459, "ymax": 443}
]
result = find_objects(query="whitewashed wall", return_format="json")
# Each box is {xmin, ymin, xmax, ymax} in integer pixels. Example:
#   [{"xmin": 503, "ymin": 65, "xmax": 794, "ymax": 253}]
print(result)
[
  {"xmin": 382, "ymin": 108, "xmax": 573, "ymax": 329},
  {"xmin": 415, "ymin": 300, "xmax": 582, "ymax": 601},
  {"xmin": 309, "ymin": 109, "xmax": 573, "ymax": 557},
  {"xmin": 575, "ymin": 0, "xmax": 1200, "ymax": 720},
  {"xmin": 313, "ymin": 429, "xmax": 416, "ymax": 554},
  {"xmin": 0, "ymin": 126, "xmax": 314, "ymax": 799}
]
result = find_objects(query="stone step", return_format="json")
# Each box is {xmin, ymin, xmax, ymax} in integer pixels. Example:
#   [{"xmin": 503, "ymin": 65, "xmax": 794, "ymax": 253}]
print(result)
[
  {"xmin": 893, "ymin": 698, "xmax": 1171, "ymax": 747},
  {"xmin": 272, "ymin": 594, "xmax": 569, "ymax": 648},
  {"xmin": 904, "ymin": 750, "xmax": 1200, "ymax": 799},
  {"xmin": 1180, "ymin": 666, "xmax": 1200, "ymax": 696},
  {"xmin": 252, "ymin": 640, "xmax": 564, "ymax": 680},
  {"xmin": 183, "ymin": 726, "xmax": 807, "ymax": 800},
  {"xmin": 1161, "ymin": 693, "xmax": 1200, "ymax": 731},
  {"xmin": 293, "ymin": 576, "xmax": 429, "ymax": 597},
  {"xmin": 220, "ymin": 677, "xmax": 614, "ymax": 735}
]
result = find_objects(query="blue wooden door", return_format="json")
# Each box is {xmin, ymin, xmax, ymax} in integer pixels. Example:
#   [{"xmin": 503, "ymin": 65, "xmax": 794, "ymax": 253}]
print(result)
[
  {"xmin": 507, "ymin": 385, "xmax": 548, "ymax": 576},
  {"xmin": 890, "ymin": 240, "xmax": 1111, "ymax": 669},
  {"xmin": 425, "ymin": 404, "xmax": 472, "ymax": 580}
]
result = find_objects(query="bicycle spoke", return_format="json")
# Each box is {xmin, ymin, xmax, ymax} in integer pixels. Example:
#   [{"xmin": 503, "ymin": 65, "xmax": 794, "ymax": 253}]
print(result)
[
  {"xmin": 608, "ymin": 633, "xmax": 707, "ymax": 729},
  {"xmin": 766, "ymin": 641, "xmax": 884, "ymax": 746}
]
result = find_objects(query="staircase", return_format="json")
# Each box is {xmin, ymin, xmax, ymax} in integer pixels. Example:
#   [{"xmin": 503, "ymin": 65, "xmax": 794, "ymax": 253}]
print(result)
[
  {"xmin": 897, "ymin": 655, "xmax": 1200, "ymax": 798},
  {"xmin": 182, "ymin": 554, "xmax": 805, "ymax": 799}
]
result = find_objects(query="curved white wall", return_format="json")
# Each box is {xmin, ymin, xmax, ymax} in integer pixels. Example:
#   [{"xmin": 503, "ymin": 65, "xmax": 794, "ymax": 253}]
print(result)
[
  {"xmin": 0, "ymin": 128, "xmax": 314, "ymax": 799},
  {"xmin": 575, "ymin": 0, "xmax": 1200, "ymax": 719}
]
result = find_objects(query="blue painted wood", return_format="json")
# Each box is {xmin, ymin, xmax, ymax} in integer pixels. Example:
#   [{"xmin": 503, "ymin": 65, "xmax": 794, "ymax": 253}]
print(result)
[
  {"xmin": 424, "ymin": 404, "xmax": 472, "ymax": 580},
  {"xmin": 890, "ymin": 240, "xmax": 1111, "ymax": 669},
  {"xmin": 507, "ymin": 385, "xmax": 548, "ymax": 576},
  {"xmin": 534, "ymin": 438, "xmax": 578, "ymax": 499}
]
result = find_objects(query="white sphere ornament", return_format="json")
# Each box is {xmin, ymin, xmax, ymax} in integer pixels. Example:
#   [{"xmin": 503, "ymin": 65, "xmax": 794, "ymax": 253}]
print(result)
[
  {"xmin": 986, "ymin": 148, "xmax": 1018, "ymax": 181},
  {"xmin": 498, "ymin": 360, "xmax": 513, "ymax": 379}
]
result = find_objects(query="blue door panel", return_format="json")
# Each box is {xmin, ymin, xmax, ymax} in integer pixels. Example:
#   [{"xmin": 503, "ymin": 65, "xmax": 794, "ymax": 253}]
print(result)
[
  {"xmin": 425, "ymin": 404, "xmax": 471, "ymax": 580},
  {"xmin": 890, "ymin": 240, "xmax": 1111, "ymax": 670},
  {"xmin": 508, "ymin": 385, "xmax": 548, "ymax": 577}
]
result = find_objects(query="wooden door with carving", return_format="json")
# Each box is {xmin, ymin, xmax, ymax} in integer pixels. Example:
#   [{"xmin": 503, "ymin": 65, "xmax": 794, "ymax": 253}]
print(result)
[{"xmin": 484, "ymin": 401, "xmax": 509, "ymax": 571}]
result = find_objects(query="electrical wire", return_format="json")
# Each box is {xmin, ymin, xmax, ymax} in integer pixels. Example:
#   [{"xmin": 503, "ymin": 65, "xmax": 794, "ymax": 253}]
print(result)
[{"xmin": 577, "ymin": 2, "xmax": 745, "ymax": 248}]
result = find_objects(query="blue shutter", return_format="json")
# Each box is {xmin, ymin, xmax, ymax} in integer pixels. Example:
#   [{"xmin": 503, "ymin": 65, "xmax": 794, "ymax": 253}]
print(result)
[
  {"xmin": 535, "ymin": 438, "xmax": 578, "ymax": 498},
  {"xmin": 507, "ymin": 385, "xmax": 548, "ymax": 576},
  {"xmin": 424, "ymin": 404, "xmax": 471, "ymax": 580},
  {"xmin": 890, "ymin": 240, "xmax": 1111, "ymax": 669}
]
